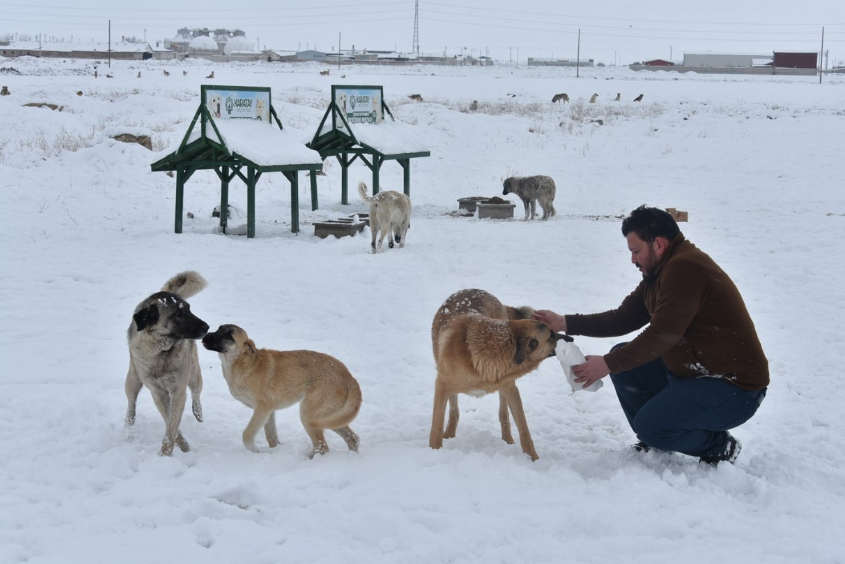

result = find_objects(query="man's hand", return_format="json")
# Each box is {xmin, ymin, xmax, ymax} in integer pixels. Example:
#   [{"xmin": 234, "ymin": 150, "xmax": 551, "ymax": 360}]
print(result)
[
  {"xmin": 532, "ymin": 309, "xmax": 567, "ymax": 333},
  {"xmin": 572, "ymin": 355, "xmax": 610, "ymax": 389}
]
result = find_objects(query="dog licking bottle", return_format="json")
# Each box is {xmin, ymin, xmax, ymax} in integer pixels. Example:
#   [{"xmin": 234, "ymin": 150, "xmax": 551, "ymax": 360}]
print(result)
[{"xmin": 556, "ymin": 340, "xmax": 603, "ymax": 393}]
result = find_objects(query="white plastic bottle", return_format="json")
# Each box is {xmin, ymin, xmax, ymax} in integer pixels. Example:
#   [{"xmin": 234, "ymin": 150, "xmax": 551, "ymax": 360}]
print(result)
[{"xmin": 555, "ymin": 340, "xmax": 603, "ymax": 393}]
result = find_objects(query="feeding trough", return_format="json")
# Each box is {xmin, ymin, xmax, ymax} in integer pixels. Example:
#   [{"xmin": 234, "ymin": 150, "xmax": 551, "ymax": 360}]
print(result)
[
  {"xmin": 313, "ymin": 214, "xmax": 369, "ymax": 239},
  {"xmin": 457, "ymin": 196, "xmax": 488, "ymax": 214},
  {"xmin": 476, "ymin": 197, "xmax": 516, "ymax": 219}
]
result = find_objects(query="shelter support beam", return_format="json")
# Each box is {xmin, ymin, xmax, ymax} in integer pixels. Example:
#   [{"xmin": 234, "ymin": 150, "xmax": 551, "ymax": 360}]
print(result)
[
  {"xmin": 399, "ymin": 158, "xmax": 411, "ymax": 196},
  {"xmin": 175, "ymin": 168, "xmax": 186, "ymax": 234},
  {"xmin": 247, "ymin": 167, "xmax": 256, "ymax": 239}
]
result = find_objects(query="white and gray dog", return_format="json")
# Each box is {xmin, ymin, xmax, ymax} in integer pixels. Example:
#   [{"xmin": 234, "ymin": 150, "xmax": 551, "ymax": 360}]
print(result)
[{"xmin": 502, "ymin": 175, "xmax": 557, "ymax": 221}]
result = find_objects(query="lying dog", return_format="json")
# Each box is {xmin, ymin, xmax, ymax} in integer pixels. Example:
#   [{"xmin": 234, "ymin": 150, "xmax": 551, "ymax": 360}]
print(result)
[
  {"xmin": 502, "ymin": 175, "xmax": 557, "ymax": 221},
  {"xmin": 358, "ymin": 181, "xmax": 412, "ymax": 253},
  {"xmin": 124, "ymin": 271, "xmax": 209, "ymax": 456},
  {"xmin": 202, "ymin": 324, "xmax": 362, "ymax": 457},
  {"xmin": 551, "ymin": 93, "xmax": 569, "ymax": 104},
  {"xmin": 429, "ymin": 289, "xmax": 568, "ymax": 460}
]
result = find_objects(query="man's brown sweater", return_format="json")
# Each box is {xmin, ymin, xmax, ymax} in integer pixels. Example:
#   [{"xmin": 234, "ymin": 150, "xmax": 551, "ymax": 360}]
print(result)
[{"xmin": 565, "ymin": 234, "xmax": 769, "ymax": 391}]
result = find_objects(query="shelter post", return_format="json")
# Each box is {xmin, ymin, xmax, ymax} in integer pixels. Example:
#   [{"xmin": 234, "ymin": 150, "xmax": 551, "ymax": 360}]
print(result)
[
  {"xmin": 175, "ymin": 169, "xmax": 185, "ymax": 234},
  {"xmin": 247, "ymin": 167, "xmax": 256, "ymax": 239},
  {"xmin": 341, "ymin": 153, "xmax": 350, "ymax": 204},
  {"xmin": 372, "ymin": 155, "xmax": 381, "ymax": 195},
  {"xmin": 220, "ymin": 166, "xmax": 230, "ymax": 232},
  {"xmin": 286, "ymin": 171, "xmax": 300, "ymax": 233},
  {"xmin": 399, "ymin": 158, "xmax": 411, "ymax": 196},
  {"xmin": 310, "ymin": 173, "xmax": 318, "ymax": 211}
]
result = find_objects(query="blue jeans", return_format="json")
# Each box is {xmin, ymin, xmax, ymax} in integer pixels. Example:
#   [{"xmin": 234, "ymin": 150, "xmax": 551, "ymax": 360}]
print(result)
[{"xmin": 608, "ymin": 343, "xmax": 766, "ymax": 458}]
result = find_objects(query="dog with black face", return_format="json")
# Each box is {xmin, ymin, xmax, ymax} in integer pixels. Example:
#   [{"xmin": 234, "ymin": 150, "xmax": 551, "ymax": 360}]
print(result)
[{"xmin": 124, "ymin": 271, "xmax": 209, "ymax": 456}]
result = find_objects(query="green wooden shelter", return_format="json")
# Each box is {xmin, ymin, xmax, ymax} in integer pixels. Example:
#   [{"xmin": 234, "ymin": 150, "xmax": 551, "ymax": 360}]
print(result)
[
  {"xmin": 151, "ymin": 85, "xmax": 323, "ymax": 238},
  {"xmin": 307, "ymin": 85, "xmax": 430, "ymax": 204}
]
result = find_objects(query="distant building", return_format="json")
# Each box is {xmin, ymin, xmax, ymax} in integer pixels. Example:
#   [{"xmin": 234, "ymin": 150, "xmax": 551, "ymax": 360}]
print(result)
[
  {"xmin": 773, "ymin": 52, "xmax": 817, "ymax": 69},
  {"xmin": 682, "ymin": 53, "xmax": 769, "ymax": 68},
  {"xmin": 527, "ymin": 58, "xmax": 594, "ymax": 67},
  {"xmin": 0, "ymin": 40, "xmax": 153, "ymax": 60},
  {"xmin": 163, "ymin": 27, "xmax": 250, "ymax": 54},
  {"xmin": 644, "ymin": 59, "xmax": 674, "ymax": 66}
]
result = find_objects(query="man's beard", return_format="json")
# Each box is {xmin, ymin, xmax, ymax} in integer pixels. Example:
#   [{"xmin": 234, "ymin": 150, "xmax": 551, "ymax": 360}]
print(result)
[{"xmin": 639, "ymin": 245, "xmax": 660, "ymax": 280}]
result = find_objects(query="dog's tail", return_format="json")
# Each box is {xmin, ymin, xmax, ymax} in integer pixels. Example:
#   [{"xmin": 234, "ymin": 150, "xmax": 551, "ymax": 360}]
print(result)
[
  {"xmin": 506, "ymin": 305, "xmax": 535, "ymax": 320},
  {"xmin": 161, "ymin": 271, "xmax": 207, "ymax": 299},
  {"xmin": 357, "ymin": 181, "xmax": 377, "ymax": 204}
]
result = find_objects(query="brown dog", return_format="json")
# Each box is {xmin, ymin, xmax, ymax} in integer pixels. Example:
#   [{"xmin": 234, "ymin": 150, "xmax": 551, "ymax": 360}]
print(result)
[
  {"xmin": 429, "ymin": 289, "xmax": 568, "ymax": 460},
  {"xmin": 202, "ymin": 324, "xmax": 361, "ymax": 457}
]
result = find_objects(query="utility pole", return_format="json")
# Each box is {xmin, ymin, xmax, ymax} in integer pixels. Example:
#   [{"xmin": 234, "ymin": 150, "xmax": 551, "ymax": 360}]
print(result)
[
  {"xmin": 108, "ymin": 20, "xmax": 111, "ymax": 68},
  {"xmin": 576, "ymin": 29, "xmax": 581, "ymax": 78},
  {"xmin": 819, "ymin": 27, "xmax": 824, "ymax": 84},
  {"xmin": 412, "ymin": 0, "xmax": 420, "ymax": 57},
  {"xmin": 338, "ymin": 33, "xmax": 341, "ymax": 72}
]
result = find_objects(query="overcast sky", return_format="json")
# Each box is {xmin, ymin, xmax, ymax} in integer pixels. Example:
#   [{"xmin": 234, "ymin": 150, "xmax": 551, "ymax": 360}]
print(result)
[{"xmin": 2, "ymin": 0, "xmax": 843, "ymax": 65}]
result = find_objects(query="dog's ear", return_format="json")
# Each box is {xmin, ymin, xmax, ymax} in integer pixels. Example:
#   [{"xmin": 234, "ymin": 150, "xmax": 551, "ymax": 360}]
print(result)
[
  {"xmin": 244, "ymin": 338, "xmax": 257, "ymax": 354},
  {"xmin": 133, "ymin": 305, "xmax": 159, "ymax": 331},
  {"xmin": 515, "ymin": 336, "xmax": 539, "ymax": 364},
  {"xmin": 559, "ymin": 333, "xmax": 574, "ymax": 342}
]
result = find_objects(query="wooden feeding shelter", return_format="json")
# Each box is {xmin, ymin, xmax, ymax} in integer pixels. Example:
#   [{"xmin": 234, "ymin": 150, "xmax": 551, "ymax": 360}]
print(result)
[
  {"xmin": 307, "ymin": 84, "xmax": 430, "ymax": 203},
  {"xmin": 151, "ymin": 84, "xmax": 323, "ymax": 238}
]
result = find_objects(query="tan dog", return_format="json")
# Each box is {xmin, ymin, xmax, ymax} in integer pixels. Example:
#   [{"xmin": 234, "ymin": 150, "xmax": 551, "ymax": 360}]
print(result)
[
  {"xmin": 202, "ymin": 324, "xmax": 362, "ymax": 458},
  {"xmin": 320, "ymin": 69, "xmax": 330, "ymax": 76},
  {"xmin": 429, "ymin": 289, "xmax": 568, "ymax": 460},
  {"xmin": 358, "ymin": 181, "xmax": 411, "ymax": 253},
  {"xmin": 589, "ymin": 93, "xmax": 598, "ymax": 103}
]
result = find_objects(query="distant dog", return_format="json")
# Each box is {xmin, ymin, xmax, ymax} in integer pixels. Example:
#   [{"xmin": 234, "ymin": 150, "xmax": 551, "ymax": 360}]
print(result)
[
  {"xmin": 551, "ymin": 93, "xmax": 569, "ymax": 104},
  {"xmin": 614, "ymin": 93, "xmax": 621, "ymax": 101},
  {"xmin": 124, "ymin": 272, "xmax": 209, "ymax": 456},
  {"xmin": 358, "ymin": 181, "xmax": 412, "ymax": 253},
  {"xmin": 589, "ymin": 93, "xmax": 598, "ymax": 103},
  {"xmin": 206, "ymin": 71, "xmax": 215, "ymax": 79},
  {"xmin": 320, "ymin": 69, "xmax": 330, "ymax": 76},
  {"xmin": 634, "ymin": 94, "xmax": 644, "ymax": 102},
  {"xmin": 163, "ymin": 70, "xmax": 170, "ymax": 77},
  {"xmin": 408, "ymin": 94, "xmax": 424, "ymax": 102},
  {"xmin": 502, "ymin": 175, "xmax": 557, "ymax": 221},
  {"xmin": 202, "ymin": 324, "xmax": 362, "ymax": 458},
  {"xmin": 183, "ymin": 70, "xmax": 188, "ymax": 76},
  {"xmin": 208, "ymin": 94, "xmax": 222, "ymax": 118},
  {"xmin": 429, "ymin": 289, "xmax": 568, "ymax": 461}
]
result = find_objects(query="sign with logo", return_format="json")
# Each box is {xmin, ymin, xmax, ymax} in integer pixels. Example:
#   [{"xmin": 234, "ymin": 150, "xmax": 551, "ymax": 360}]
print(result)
[
  {"xmin": 202, "ymin": 86, "xmax": 271, "ymax": 123},
  {"xmin": 333, "ymin": 86, "xmax": 384, "ymax": 128}
]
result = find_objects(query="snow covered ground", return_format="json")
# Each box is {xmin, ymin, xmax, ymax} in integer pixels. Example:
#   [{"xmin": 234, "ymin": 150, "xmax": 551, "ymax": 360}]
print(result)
[{"xmin": 1, "ymin": 57, "xmax": 844, "ymax": 563}]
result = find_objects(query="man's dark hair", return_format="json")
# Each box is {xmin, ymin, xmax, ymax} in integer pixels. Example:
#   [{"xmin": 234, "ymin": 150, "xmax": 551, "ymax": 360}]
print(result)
[{"xmin": 621, "ymin": 205, "xmax": 681, "ymax": 243}]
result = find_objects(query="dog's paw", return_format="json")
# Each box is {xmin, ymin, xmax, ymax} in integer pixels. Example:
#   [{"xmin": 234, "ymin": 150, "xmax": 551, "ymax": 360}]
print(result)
[{"xmin": 243, "ymin": 441, "xmax": 261, "ymax": 453}]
